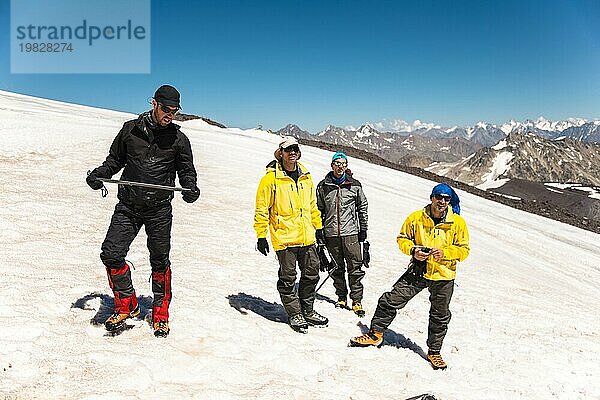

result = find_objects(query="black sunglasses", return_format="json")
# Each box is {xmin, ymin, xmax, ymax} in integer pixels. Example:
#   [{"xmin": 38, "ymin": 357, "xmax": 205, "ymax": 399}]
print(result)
[
  {"xmin": 283, "ymin": 145, "xmax": 300, "ymax": 153},
  {"xmin": 433, "ymin": 194, "xmax": 451, "ymax": 201},
  {"xmin": 159, "ymin": 103, "xmax": 179, "ymax": 115}
]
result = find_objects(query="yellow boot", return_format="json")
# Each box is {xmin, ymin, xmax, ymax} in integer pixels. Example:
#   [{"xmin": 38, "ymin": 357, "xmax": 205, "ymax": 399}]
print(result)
[
  {"xmin": 104, "ymin": 306, "xmax": 140, "ymax": 331},
  {"xmin": 153, "ymin": 320, "xmax": 170, "ymax": 338},
  {"xmin": 427, "ymin": 351, "xmax": 447, "ymax": 370},
  {"xmin": 352, "ymin": 301, "xmax": 365, "ymax": 318},
  {"xmin": 349, "ymin": 329, "xmax": 383, "ymax": 347},
  {"xmin": 335, "ymin": 298, "xmax": 347, "ymax": 309}
]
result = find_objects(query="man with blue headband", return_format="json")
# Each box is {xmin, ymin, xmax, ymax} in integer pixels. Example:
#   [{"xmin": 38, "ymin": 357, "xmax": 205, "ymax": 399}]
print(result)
[
  {"xmin": 350, "ymin": 183, "xmax": 470, "ymax": 370},
  {"xmin": 316, "ymin": 152, "xmax": 369, "ymax": 317}
]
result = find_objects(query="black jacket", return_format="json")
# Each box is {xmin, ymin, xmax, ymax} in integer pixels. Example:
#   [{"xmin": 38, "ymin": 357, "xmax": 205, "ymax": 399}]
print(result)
[{"xmin": 92, "ymin": 112, "xmax": 197, "ymax": 207}]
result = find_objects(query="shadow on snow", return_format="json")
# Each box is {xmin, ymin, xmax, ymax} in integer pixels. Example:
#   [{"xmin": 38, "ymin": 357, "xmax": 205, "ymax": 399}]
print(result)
[
  {"xmin": 71, "ymin": 292, "xmax": 153, "ymax": 326},
  {"xmin": 227, "ymin": 292, "xmax": 288, "ymax": 324},
  {"xmin": 356, "ymin": 321, "xmax": 427, "ymax": 360},
  {"xmin": 315, "ymin": 292, "xmax": 337, "ymax": 306}
]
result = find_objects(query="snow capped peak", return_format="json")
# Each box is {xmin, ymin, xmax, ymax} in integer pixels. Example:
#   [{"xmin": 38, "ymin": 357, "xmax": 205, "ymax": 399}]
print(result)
[
  {"xmin": 500, "ymin": 120, "xmax": 518, "ymax": 135},
  {"xmin": 356, "ymin": 123, "xmax": 380, "ymax": 138},
  {"xmin": 360, "ymin": 118, "xmax": 439, "ymax": 133},
  {"xmin": 317, "ymin": 124, "xmax": 337, "ymax": 136},
  {"xmin": 412, "ymin": 119, "xmax": 440, "ymax": 130},
  {"xmin": 501, "ymin": 116, "xmax": 588, "ymax": 134},
  {"xmin": 492, "ymin": 139, "xmax": 507, "ymax": 150},
  {"xmin": 366, "ymin": 119, "xmax": 411, "ymax": 132}
]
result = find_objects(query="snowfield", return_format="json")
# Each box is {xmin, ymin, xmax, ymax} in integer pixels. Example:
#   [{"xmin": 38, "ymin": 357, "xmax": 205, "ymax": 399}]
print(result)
[{"xmin": 0, "ymin": 90, "xmax": 598, "ymax": 400}]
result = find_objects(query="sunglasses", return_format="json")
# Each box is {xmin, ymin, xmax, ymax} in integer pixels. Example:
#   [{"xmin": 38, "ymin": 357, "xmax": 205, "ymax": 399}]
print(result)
[
  {"xmin": 433, "ymin": 194, "xmax": 451, "ymax": 202},
  {"xmin": 332, "ymin": 161, "xmax": 347, "ymax": 168},
  {"xmin": 159, "ymin": 103, "xmax": 179, "ymax": 115},
  {"xmin": 282, "ymin": 145, "xmax": 300, "ymax": 153}
]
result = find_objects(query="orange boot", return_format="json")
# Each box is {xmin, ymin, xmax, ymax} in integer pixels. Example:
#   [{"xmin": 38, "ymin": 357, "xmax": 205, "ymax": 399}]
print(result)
[
  {"xmin": 427, "ymin": 350, "xmax": 447, "ymax": 370},
  {"xmin": 349, "ymin": 329, "xmax": 383, "ymax": 347},
  {"xmin": 104, "ymin": 306, "xmax": 140, "ymax": 331}
]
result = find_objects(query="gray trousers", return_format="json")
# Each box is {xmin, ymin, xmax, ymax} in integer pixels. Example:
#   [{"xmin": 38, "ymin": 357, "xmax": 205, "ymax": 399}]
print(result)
[
  {"xmin": 275, "ymin": 245, "xmax": 320, "ymax": 316},
  {"xmin": 325, "ymin": 235, "xmax": 365, "ymax": 302},
  {"xmin": 370, "ymin": 275, "xmax": 454, "ymax": 352}
]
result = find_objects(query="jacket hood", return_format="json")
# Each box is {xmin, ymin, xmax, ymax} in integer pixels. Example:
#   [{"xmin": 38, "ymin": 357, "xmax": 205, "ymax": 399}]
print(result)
[{"xmin": 265, "ymin": 160, "xmax": 310, "ymax": 178}]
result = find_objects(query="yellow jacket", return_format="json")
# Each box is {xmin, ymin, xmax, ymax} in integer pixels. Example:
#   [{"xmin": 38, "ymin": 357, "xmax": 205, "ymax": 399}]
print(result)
[
  {"xmin": 397, "ymin": 205, "xmax": 470, "ymax": 281},
  {"xmin": 254, "ymin": 161, "xmax": 322, "ymax": 251}
]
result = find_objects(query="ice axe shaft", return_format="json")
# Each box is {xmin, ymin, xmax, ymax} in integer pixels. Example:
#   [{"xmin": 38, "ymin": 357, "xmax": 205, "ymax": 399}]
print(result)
[
  {"xmin": 315, "ymin": 245, "xmax": 342, "ymax": 294},
  {"xmin": 97, "ymin": 178, "xmax": 188, "ymax": 192}
]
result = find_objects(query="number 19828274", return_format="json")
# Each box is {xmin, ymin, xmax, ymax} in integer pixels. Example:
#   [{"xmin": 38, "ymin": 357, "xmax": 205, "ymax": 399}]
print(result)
[{"xmin": 19, "ymin": 43, "xmax": 74, "ymax": 52}]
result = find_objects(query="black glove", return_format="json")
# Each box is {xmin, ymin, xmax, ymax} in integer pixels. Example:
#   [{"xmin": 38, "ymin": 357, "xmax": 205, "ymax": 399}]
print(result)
[
  {"xmin": 318, "ymin": 245, "xmax": 330, "ymax": 272},
  {"xmin": 86, "ymin": 170, "xmax": 104, "ymax": 190},
  {"xmin": 182, "ymin": 185, "xmax": 200, "ymax": 203},
  {"xmin": 315, "ymin": 229, "xmax": 325, "ymax": 245},
  {"xmin": 257, "ymin": 238, "xmax": 269, "ymax": 256},
  {"xmin": 358, "ymin": 230, "xmax": 367, "ymax": 242}
]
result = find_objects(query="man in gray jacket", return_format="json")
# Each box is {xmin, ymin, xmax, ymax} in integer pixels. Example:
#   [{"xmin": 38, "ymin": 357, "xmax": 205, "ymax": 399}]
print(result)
[{"xmin": 316, "ymin": 152, "xmax": 369, "ymax": 317}]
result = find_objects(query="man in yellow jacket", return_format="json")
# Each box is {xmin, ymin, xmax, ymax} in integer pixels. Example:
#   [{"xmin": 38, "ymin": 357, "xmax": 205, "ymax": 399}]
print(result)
[
  {"xmin": 254, "ymin": 137, "xmax": 328, "ymax": 333},
  {"xmin": 350, "ymin": 183, "xmax": 470, "ymax": 370}
]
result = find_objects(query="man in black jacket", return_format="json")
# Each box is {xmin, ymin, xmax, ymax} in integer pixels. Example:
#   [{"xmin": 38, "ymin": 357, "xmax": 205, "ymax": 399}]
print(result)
[{"xmin": 86, "ymin": 85, "xmax": 199, "ymax": 337}]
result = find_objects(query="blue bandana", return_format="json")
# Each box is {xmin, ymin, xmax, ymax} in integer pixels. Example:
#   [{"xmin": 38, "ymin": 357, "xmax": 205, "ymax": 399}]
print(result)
[
  {"xmin": 431, "ymin": 183, "xmax": 461, "ymax": 215},
  {"xmin": 331, "ymin": 172, "xmax": 346, "ymax": 185}
]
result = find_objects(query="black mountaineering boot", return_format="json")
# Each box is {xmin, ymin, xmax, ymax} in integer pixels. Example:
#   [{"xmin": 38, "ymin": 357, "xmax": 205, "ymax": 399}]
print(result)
[
  {"xmin": 303, "ymin": 310, "xmax": 328, "ymax": 327},
  {"xmin": 289, "ymin": 313, "xmax": 309, "ymax": 333}
]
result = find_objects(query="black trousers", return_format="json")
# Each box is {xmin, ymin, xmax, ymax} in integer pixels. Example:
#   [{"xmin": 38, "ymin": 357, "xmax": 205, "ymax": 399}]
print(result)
[
  {"xmin": 370, "ymin": 275, "xmax": 454, "ymax": 352},
  {"xmin": 275, "ymin": 245, "xmax": 320, "ymax": 317},
  {"xmin": 100, "ymin": 202, "xmax": 173, "ymax": 317},
  {"xmin": 325, "ymin": 234, "xmax": 365, "ymax": 302}
]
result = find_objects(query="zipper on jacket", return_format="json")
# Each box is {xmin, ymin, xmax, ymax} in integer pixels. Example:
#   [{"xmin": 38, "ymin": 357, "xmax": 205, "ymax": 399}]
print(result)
[{"xmin": 336, "ymin": 187, "xmax": 341, "ymax": 236}]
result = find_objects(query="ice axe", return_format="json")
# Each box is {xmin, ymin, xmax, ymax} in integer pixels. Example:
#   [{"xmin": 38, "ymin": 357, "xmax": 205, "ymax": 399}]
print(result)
[
  {"xmin": 315, "ymin": 244, "xmax": 342, "ymax": 294},
  {"xmin": 98, "ymin": 178, "xmax": 188, "ymax": 192},
  {"xmin": 88, "ymin": 170, "xmax": 191, "ymax": 198}
]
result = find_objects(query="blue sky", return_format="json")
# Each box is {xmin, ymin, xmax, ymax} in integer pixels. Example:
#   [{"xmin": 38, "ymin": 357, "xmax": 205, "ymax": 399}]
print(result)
[{"xmin": 1, "ymin": 0, "xmax": 599, "ymax": 133}]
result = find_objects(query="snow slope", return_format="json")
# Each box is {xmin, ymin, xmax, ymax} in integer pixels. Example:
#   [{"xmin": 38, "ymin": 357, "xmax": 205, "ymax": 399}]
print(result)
[{"xmin": 0, "ymin": 90, "xmax": 598, "ymax": 400}]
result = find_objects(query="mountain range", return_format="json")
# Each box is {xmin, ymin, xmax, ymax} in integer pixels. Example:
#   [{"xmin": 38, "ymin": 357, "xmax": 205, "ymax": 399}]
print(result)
[
  {"xmin": 276, "ymin": 117, "xmax": 600, "ymax": 185},
  {"xmin": 426, "ymin": 132, "xmax": 600, "ymax": 188},
  {"xmin": 344, "ymin": 116, "xmax": 599, "ymax": 143},
  {"xmin": 276, "ymin": 117, "xmax": 600, "ymax": 225}
]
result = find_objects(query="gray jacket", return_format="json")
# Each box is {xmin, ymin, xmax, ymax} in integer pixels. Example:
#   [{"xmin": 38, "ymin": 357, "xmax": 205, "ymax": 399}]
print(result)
[{"xmin": 316, "ymin": 171, "xmax": 368, "ymax": 238}]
